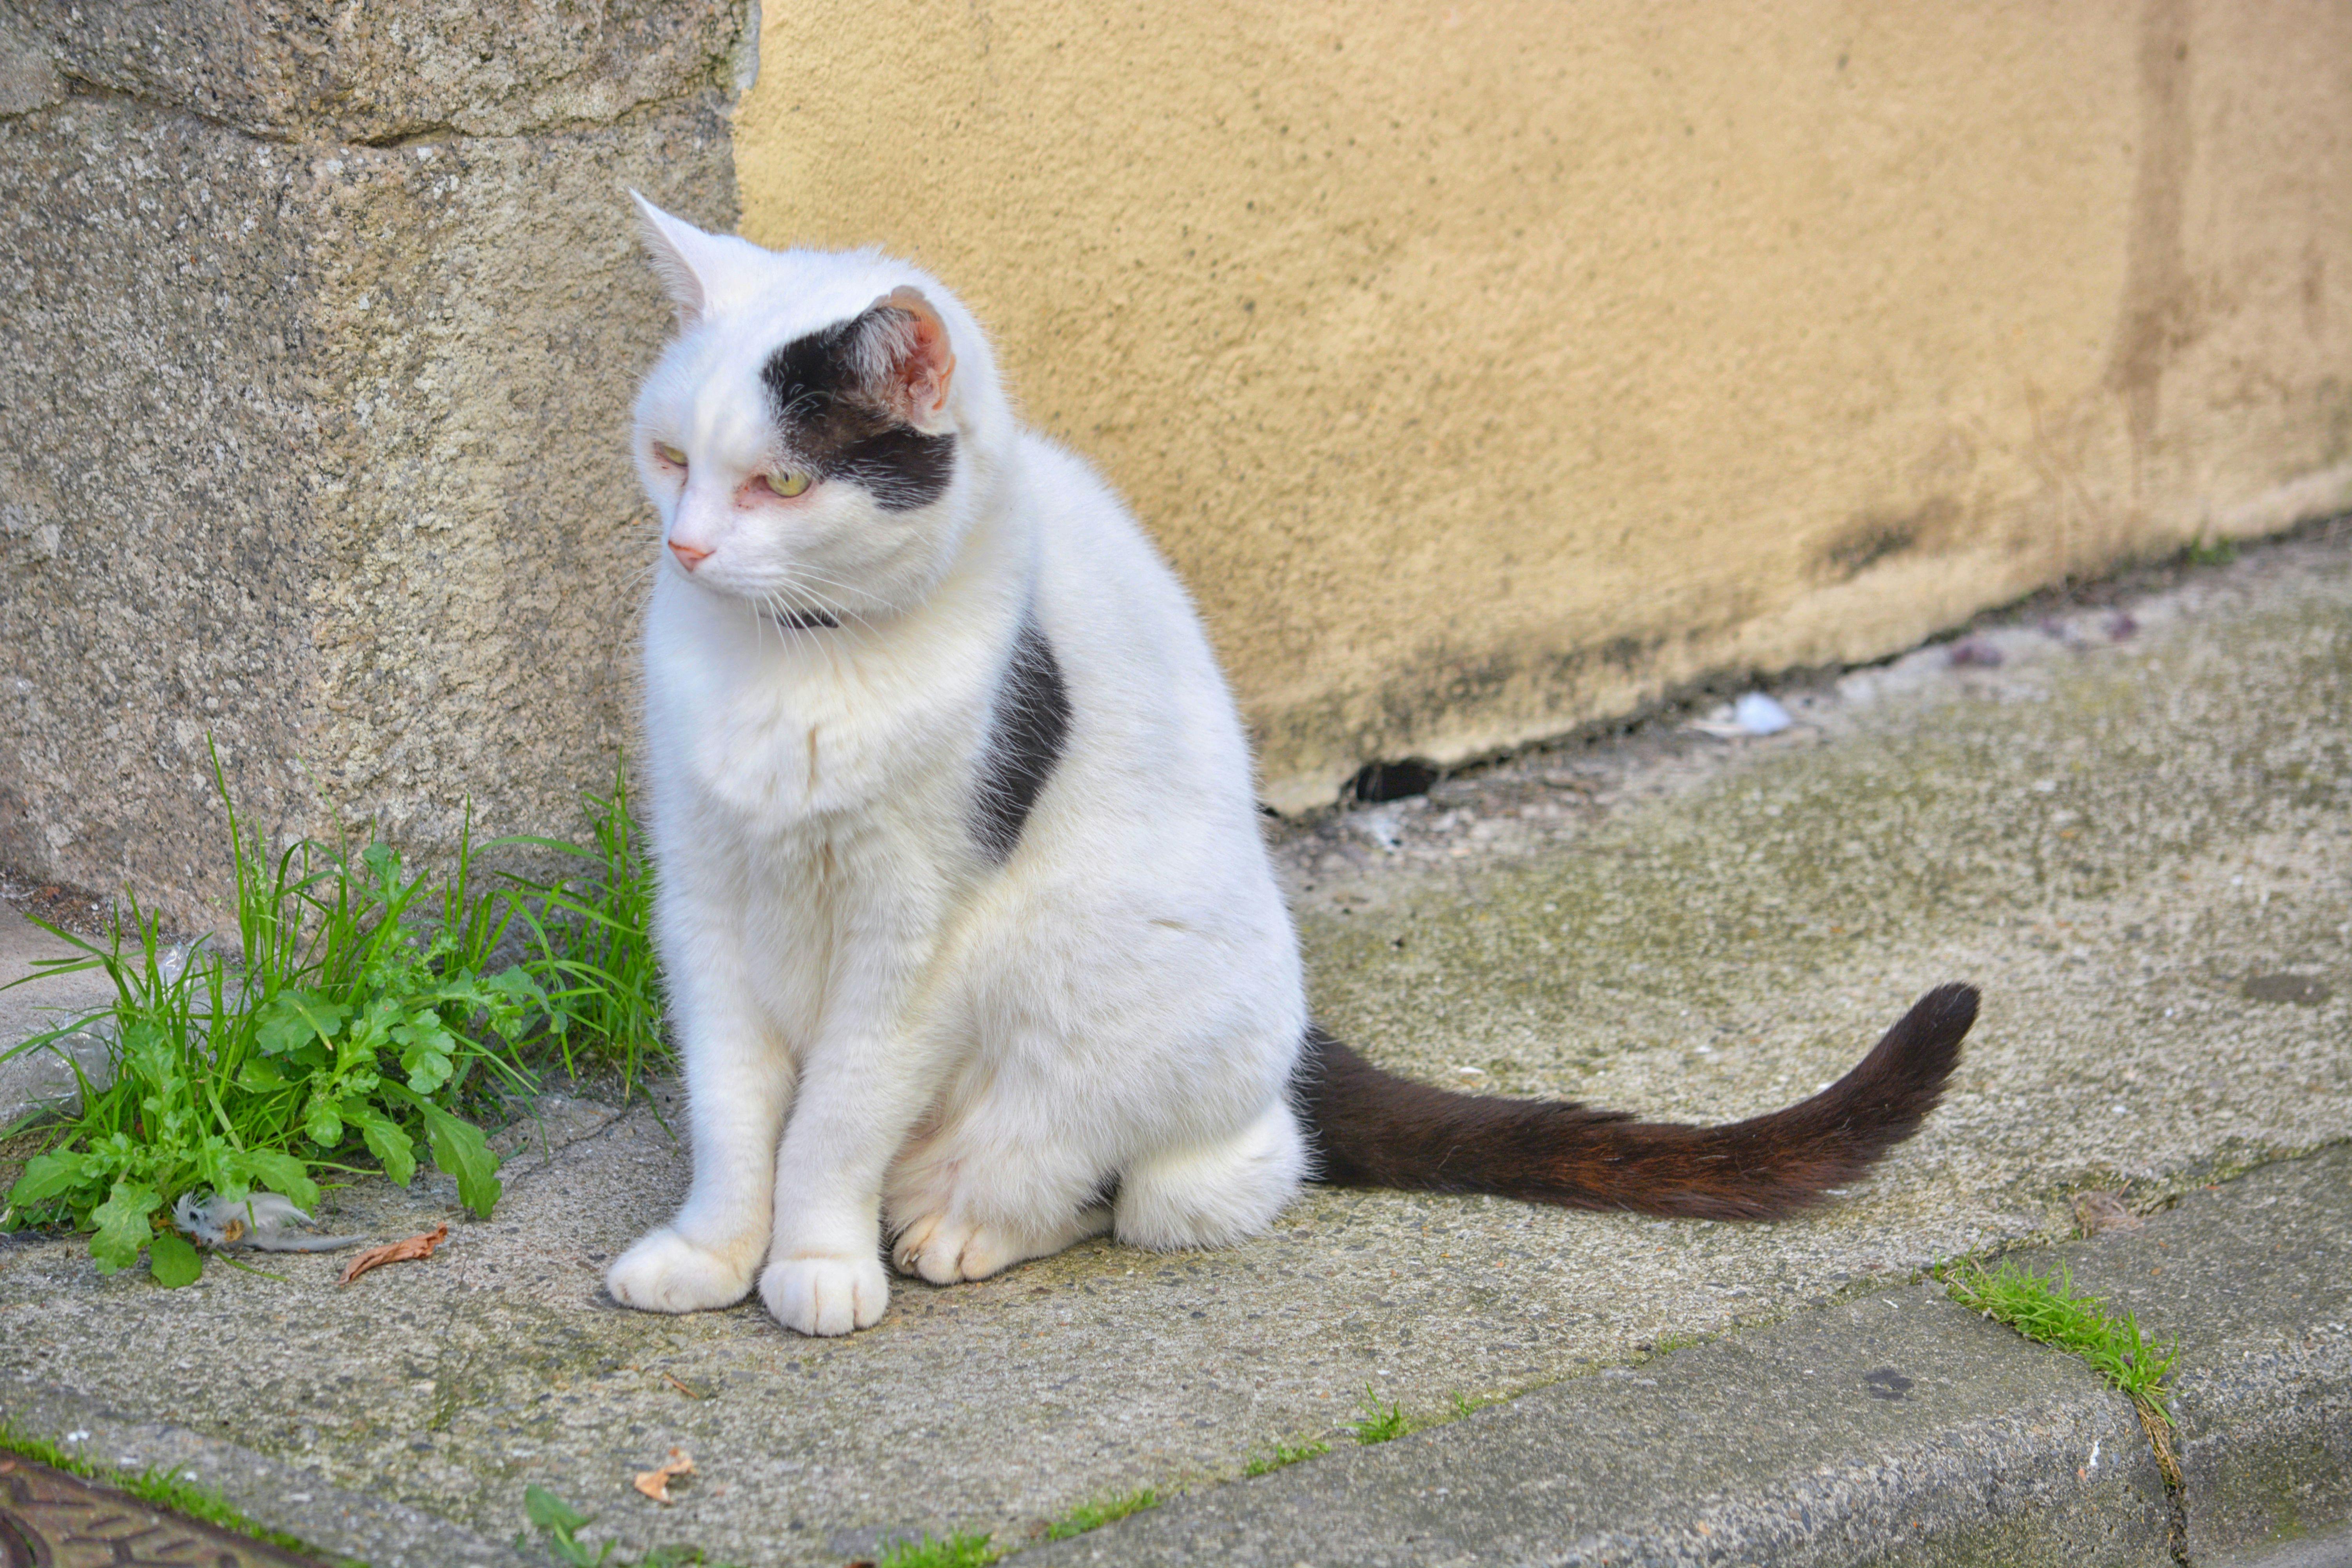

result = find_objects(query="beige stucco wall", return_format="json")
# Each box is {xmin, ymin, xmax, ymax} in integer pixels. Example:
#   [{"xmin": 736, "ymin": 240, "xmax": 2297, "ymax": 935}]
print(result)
[{"xmin": 740, "ymin": 0, "xmax": 2350, "ymax": 810}]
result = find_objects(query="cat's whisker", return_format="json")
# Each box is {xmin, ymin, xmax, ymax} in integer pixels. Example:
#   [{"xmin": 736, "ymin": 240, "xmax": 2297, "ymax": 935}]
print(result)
[
  {"xmin": 766, "ymin": 592, "xmax": 813, "ymax": 661},
  {"xmin": 795, "ymin": 593, "xmax": 881, "ymax": 642},
  {"xmin": 772, "ymin": 559, "xmax": 875, "ymax": 595},
  {"xmin": 748, "ymin": 595, "xmax": 786, "ymax": 660},
  {"xmin": 766, "ymin": 566, "xmax": 873, "ymax": 632},
  {"xmin": 773, "ymin": 566, "xmax": 889, "ymax": 638},
  {"xmin": 773, "ymin": 587, "xmax": 855, "ymax": 676}
]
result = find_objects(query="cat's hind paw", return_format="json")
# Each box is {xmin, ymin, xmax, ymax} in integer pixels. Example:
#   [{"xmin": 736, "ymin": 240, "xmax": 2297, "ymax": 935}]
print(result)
[
  {"xmin": 761, "ymin": 1252, "xmax": 889, "ymax": 1336},
  {"xmin": 606, "ymin": 1227, "xmax": 759, "ymax": 1314},
  {"xmin": 892, "ymin": 1205, "xmax": 1111, "ymax": 1284},
  {"xmin": 893, "ymin": 1213, "xmax": 1020, "ymax": 1284}
]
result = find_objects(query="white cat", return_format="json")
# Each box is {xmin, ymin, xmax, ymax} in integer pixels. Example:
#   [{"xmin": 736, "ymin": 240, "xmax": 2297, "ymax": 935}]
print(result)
[{"xmin": 604, "ymin": 198, "xmax": 1978, "ymax": 1338}]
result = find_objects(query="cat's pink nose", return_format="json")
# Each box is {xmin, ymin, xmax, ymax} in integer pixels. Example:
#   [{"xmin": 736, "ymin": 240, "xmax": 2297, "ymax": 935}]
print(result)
[{"xmin": 669, "ymin": 540, "xmax": 711, "ymax": 569}]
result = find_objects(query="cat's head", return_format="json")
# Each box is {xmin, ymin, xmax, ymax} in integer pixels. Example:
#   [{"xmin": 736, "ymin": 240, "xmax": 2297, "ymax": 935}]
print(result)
[{"xmin": 627, "ymin": 196, "xmax": 1011, "ymax": 620}]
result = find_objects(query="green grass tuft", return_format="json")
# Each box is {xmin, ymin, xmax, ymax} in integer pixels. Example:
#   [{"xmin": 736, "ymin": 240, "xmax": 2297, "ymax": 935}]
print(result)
[
  {"xmin": 1446, "ymin": 1389, "xmax": 1503, "ymax": 1422},
  {"xmin": 1944, "ymin": 1258, "xmax": 2179, "ymax": 1419},
  {"xmin": 1346, "ymin": 1386, "xmax": 1408, "ymax": 1445},
  {"xmin": 1243, "ymin": 1438, "xmax": 1330, "ymax": 1477},
  {"xmin": 499, "ymin": 754, "xmax": 667, "ymax": 1100},
  {"xmin": 0, "ymin": 745, "xmax": 666, "ymax": 1287},
  {"xmin": 1043, "ymin": 1488, "xmax": 1157, "ymax": 1541},
  {"xmin": 0, "ymin": 1421, "xmax": 347, "ymax": 1563},
  {"xmin": 1, "ymin": 746, "xmax": 535, "ymax": 1282},
  {"xmin": 877, "ymin": 1531, "xmax": 1000, "ymax": 1568}
]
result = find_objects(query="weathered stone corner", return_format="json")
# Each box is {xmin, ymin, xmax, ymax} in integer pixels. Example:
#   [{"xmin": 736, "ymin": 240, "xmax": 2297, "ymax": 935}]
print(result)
[{"xmin": 0, "ymin": 1, "xmax": 752, "ymax": 926}]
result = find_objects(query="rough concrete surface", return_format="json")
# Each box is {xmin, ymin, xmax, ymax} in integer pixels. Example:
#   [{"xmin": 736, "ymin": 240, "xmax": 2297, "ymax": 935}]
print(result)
[
  {"xmin": 1033, "ymin": 1285, "xmax": 2171, "ymax": 1568},
  {"xmin": 2211, "ymin": 1523, "xmax": 2352, "ymax": 1568},
  {"xmin": 1, "ymin": 1378, "xmax": 536, "ymax": 1568},
  {"xmin": 0, "ymin": 3, "xmax": 744, "ymax": 930},
  {"xmin": 2062, "ymin": 1146, "xmax": 2352, "ymax": 1563},
  {"xmin": 11, "ymin": 0, "xmax": 756, "ymax": 141},
  {"xmin": 0, "ymin": 529, "xmax": 2346, "ymax": 1564}
]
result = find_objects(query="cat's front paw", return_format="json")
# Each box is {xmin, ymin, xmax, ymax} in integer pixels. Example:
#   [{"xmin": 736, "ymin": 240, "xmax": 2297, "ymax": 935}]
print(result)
[
  {"xmin": 606, "ymin": 1227, "xmax": 759, "ymax": 1314},
  {"xmin": 760, "ymin": 1252, "xmax": 889, "ymax": 1336}
]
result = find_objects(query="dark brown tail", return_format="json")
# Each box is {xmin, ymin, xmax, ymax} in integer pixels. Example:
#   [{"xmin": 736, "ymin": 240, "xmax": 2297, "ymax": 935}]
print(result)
[{"xmin": 1294, "ymin": 983, "xmax": 1977, "ymax": 1221}]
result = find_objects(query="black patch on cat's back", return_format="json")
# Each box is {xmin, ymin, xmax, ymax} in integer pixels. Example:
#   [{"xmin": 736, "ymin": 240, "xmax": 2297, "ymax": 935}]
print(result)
[
  {"xmin": 759, "ymin": 309, "xmax": 957, "ymax": 512},
  {"xmin": 971, "ymin": 619, "xmax": 1071, "ymax": 861}
]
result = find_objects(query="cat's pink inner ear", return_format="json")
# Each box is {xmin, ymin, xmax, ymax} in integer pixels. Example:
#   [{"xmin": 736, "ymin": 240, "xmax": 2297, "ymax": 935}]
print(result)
[
  {"xmin": 878, "ymin": 287, "xmax": 956, "ymax": 422},
  {"xmin": 631, "ymin": 192, "xmax": 711, "ymax": 328}
]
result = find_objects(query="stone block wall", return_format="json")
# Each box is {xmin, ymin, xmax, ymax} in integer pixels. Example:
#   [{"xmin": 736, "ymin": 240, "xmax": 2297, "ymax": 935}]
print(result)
[{"xmin": 0, "ymin": 1, "xmax": 751, "ymax": 925}]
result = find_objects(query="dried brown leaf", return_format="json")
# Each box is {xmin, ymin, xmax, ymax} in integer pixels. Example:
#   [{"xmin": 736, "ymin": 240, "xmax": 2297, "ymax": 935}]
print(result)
[
  {"xmin": 633, "ymin": 1448, "xmax": 695, "ymax": 1504},
  {"xmin": 338, "ymin": 1223, "xmax": 450, "ymax": 1285}
]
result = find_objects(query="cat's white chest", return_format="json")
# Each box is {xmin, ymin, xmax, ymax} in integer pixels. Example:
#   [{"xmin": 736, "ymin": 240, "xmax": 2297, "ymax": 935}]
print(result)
[
  {"xmin": 644, "ymin": 583, "xmax": 991, "ymax": 861},
  {"xmin": 646, "ymin": 601, "xmax": 859, "ymax": 826},
  {"xmin": 687, "ymin": 671, "xmax": 827, "ymax": 823}
]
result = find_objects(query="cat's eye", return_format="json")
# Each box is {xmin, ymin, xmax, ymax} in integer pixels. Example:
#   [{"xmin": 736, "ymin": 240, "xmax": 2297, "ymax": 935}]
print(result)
[
  {"xmin": 654, "ymin": 442, "xmax": 688, "ymax": 467},
  {"xmin": 765, "ymin": 470, "xmax": 812, "ymax": 498}
]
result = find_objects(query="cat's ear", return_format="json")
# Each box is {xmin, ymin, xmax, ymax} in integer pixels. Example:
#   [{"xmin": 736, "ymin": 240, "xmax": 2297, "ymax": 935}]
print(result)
[
  {"xmin": 630, "ymin": 191, "xmax": 724, "ymax": 328},
  {"xmin": 849, "ymin": 287, "xmax": 957, "ymax": 426}
]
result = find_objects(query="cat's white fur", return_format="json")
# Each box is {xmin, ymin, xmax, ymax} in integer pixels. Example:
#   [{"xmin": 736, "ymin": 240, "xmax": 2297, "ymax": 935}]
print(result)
[{"xmin": 605, "ymin": 200, "xmax": 1310, "ymax": 1336}]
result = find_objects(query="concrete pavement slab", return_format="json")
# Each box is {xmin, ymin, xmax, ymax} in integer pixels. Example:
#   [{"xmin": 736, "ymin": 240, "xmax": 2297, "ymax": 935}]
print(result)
[
  {"xmin": 2060, "ymin": 1144, "xmax": 2352, "ymax": 1563},
  {"xmin": 1045, "ymin": 1139, "xmax": 2352, "ymax": 1567},
  {"xmin": 2210, "ymin": 1522, "xmax": 2352, "ymax": 1568},
  {"xmin": 1029, "ymin": 1284, "xmax": 2171, "ymax": 1568}
]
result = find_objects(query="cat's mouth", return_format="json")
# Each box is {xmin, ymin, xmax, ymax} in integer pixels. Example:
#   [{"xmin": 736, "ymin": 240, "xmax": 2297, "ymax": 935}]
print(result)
[{"xmin": 763, "ymin": 605, "xmax": 840, "ymax": 631}]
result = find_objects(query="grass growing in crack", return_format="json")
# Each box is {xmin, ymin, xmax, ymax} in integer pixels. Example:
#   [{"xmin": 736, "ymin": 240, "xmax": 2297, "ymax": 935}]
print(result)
[
  {"xmin": 1944, "ymin": 1259, "xmax": 2179, "ymax": 1419},
  {"xmin": 876, "ymin": 1532, "xmax": 1000, "ymax": 1568},
  {"xmin": 0, "ymin": 747, "xmax": 665, "ymax": 1287},
  {"xmin": 1446, "ymin": 1389, "xmax": 1503, "ymax": 1421},
  {"xmin": 1243, "ymin": 1438, "xmax": 1330, "ymax": 1476},
  {"xmin": 520, "ymin": 1485, "xmax": 739, "ymax": 1567},
  {"xmin": 501, "ymin": 755, "xmax": 667, "ymax": 1100},
  {"xmin": 1043, "ymin": 1488, "xmax": 1158, "ymax": 1540},
  {"xmin": 1347, "ymin": 1386, "xmax": 1409, "ymax": 1445},
  {"xmin": 0, "ymin": 1422, "xmax": 346, "ymax": 1563}
]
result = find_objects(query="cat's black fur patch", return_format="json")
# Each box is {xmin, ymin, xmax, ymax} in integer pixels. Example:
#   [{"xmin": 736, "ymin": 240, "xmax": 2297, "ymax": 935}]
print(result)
[
  {"xmin": 971, "ymin": 618, "xmax": 1071, "ymax": 861},
  {"xmin": 759, "ymin": 305, "xmax": 956, "ymax": 512}
]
